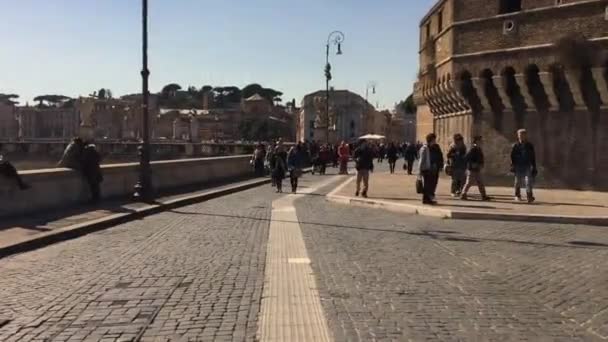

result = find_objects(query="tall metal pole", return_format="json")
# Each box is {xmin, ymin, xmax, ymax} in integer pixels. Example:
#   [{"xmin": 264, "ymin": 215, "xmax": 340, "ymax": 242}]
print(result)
[
  {"xmin": 134, "ymin": 0, "xmax": 152, "ymax": 200},
  {"xmin": 325, "ymin": 44, "xmax": 330, "ymax": 144},
  {"xmin": 324, "ymin": 31, "xmax": 344, "ymax": 145}
]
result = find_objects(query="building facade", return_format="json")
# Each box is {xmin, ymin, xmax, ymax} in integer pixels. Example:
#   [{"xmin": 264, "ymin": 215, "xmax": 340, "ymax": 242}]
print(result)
[
  {"xmin": 414, "ymin": 0, "xmax": 608, "ymax": 188},
  {"xmin": 0, "ymin": 102, "xmax": 19, "ymax": 141},
  {"xmin": 17, "ymin": 106, "xmax": 80, "ymax": 140},
  {"xmin": 298, "ymin": 90, "xmax": 376, "ymax": 143}
]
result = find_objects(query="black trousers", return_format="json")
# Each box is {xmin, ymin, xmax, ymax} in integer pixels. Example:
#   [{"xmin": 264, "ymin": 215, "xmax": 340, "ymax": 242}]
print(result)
[
  {"xmin": 422, "ymin": 171, "xmax": 439, "ymax": 202},
  {"xmin": 405, "ymin": 159, "xmax": 414, "ymax": 174},
  {"xmin": 290, "ymin": 172, "xmax": 299, "ymax": 191}
]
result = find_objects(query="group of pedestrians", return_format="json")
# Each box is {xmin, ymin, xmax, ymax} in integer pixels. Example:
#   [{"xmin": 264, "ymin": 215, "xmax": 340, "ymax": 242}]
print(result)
[
  {"xmin": 256, "ymin": 141, "xmax": 306, "ymax": 193},
  {"xmin": 417, "ymin": 129, "xmax": 537, "ymax": 205}
]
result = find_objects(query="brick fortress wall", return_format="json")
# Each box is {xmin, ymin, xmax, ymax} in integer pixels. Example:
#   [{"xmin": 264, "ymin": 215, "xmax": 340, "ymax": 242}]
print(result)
[{"xmin": 414, "ymin": 0, "xmax": 608, "ymax": 189}]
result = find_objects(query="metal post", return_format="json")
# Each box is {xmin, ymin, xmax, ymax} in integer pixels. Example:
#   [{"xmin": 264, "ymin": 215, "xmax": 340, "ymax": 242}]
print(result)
[
  {"xmin": 324, "ymin": 31, "xmax": 345, "ymax": 145},
  {"xmin": 325, "ymin": 44, "xmax": 330, "ymax": 144},
  {"xmin": 134, "ymin": 0, "xmax": 153, "ymax": 201}
]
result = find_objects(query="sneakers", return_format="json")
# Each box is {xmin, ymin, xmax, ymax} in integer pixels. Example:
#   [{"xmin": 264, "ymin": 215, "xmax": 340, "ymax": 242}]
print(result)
[
  {"xmin": 527, "ymin": 195, "xmax": 535, "ymax": 204},
  {"xmin": 362, "ymin": 192, "xmax": 368, "ymax": 198},
  {"xmin": 514, "ymin": 196, "xmax": 523, "ymax": 202},
  {"xmin": 355, "ymin": 191, "xmax": 359, "ymax": 197},
  {"xmin": 460, "ymin": 194, "xmax": 468, "ymax": 201},
  {"xmin": 451, "ymin": 193, "xmax": 458, "ymax": 198},
  {"xmin": 481, "ymin": 196, "xmax": 491, "ymax": 201}
]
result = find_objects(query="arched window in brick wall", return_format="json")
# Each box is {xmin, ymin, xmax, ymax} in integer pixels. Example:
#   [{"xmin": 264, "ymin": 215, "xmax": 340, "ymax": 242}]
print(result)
[{"xmin": 499, "ymin": 0, "xmax": 521, "ymax": 14}]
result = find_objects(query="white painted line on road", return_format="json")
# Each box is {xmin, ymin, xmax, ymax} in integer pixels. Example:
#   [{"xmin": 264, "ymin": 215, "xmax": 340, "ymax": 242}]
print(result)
[
  {"xmin": 326, "ymin": 175, "xmax": 355, "ymax": 198},
  {"xmin": 258, "ymin": 176, "xmax": 339, "ymax": 342}
]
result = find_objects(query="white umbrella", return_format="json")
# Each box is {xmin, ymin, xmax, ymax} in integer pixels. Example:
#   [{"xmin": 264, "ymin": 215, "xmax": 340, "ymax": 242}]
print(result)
[{"xmin": 359, "ymin": 134, "xmax": 386, "ymax": 140}]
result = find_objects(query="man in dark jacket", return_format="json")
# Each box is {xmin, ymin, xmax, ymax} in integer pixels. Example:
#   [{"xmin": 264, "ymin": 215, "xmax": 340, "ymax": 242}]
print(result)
[
  {"xmin": 82, "ymin": 144, "xmax": 103, "ymax": 203},
  {"xmin": 354, "ymin": 140, "xmax": 374, "ymax": 198},
  {"xmin": 403, "ymin": 142, "xmax": 418, "ymax": 175},
  {"xmin": 446, "ymin": 134, "xmax": 467, "ymax": 196},
  {"xmin": 417, "ymin": 133, "xmax": 443, "ymax": 204},
  {"xmin": 511, "ymin": 129, "xmax": 537, "ymax": 203},
  {"xmin": 460, "ymin": 136, "xmax": 489, "ymax": 201},
  {"xmin": 429, "ymin": 136, "xmax": 444, "ymax": 201}
]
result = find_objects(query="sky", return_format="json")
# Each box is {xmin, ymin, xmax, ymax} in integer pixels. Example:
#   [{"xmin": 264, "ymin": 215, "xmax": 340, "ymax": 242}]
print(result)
[{"xmin": 0, "ymin": 0, "xmax": 436, "ymax": 110}]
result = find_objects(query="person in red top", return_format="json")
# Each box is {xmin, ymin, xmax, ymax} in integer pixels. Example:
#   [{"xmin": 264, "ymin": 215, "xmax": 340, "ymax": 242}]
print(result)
[
  {"xmin": 318, "ymin": 145, "xmax": 331, "ymax": 175},
  {"xmin": 338, "ymin": 141, "xmax": 350, "ymax": 175}
]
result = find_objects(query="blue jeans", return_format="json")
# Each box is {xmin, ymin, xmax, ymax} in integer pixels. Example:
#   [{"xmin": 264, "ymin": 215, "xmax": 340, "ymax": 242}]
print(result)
[{"xmin": 514, "ymin": 169, "xmax": 534, "ymax": 198}]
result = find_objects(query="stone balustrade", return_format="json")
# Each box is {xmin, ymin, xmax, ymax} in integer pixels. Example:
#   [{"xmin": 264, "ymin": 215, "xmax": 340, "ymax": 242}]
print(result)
[{"xmin": 0, "ymin": 155, "xmax": 253, "ymax": 218}]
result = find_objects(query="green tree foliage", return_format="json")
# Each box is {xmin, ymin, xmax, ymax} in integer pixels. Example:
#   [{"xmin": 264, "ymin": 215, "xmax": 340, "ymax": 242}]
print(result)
[
  {"xmin": 0, "ymin": 93, "xmax": 19, "ymax": 105},
  {"xmin": 33, "ymin": 95, "xmax": 72, "ymax": 108},
  {"xmin": 242, "ymin": 83, "xmax": 283, "ymax": 103},
  {"xmin": 396, "ymin": 94, "xmax": 416, "ymax": 114},
  {"xmin": 161, "ymin": 83, "xmax": 182, "ymax": 97}
]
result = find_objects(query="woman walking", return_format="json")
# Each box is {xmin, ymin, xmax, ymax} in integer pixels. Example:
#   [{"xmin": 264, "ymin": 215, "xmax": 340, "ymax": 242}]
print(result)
[
  {"xmin": 271, "ymin": 144, "xmax": 288, "ymax": 193},
  {"xmin": 288, "ymin": 144, "xmax": 305, "ymax": 193},
  {"xmin": 386, "ymin": 142, "xmax": 399, "ymax": 174},
  {"xmin": 338, "ymin": 141, "xmax": 350, "ymax": 175}
]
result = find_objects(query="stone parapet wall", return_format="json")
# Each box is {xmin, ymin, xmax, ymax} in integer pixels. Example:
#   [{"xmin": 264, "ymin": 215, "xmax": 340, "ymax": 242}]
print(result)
[{"xmin": 0, "ymin": 155, "xmax": 253, "ymax": 218}]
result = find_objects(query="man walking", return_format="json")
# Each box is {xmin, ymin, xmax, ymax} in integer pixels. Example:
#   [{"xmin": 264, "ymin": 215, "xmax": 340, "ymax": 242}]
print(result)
[
  {"xmin": 418, "ymin": 133, "xmax": 443, "ymax": 204},
  {"xmin": 511, "ymin": 129, "xmax": 537, "ymax": 203},
  {"xmin": 446, "ymin": 134, "xmax": 467, "ymax": 197},
  {"xmin": 460, "ymin": 136, "xmax": 490, "ymax": 201},
  {"xmin": 404, "ymin": 142, "xmax": 417, "ymax": 175},
  {"xmin": 354, "ymin": 139, "xmax": 374, "ymax": 198}
]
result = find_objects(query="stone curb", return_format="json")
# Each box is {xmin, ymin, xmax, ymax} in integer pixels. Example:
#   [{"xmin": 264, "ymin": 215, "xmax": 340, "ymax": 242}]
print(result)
[
  {"xmin": 0, "ymin": 177, "xmax": 272, "ymax": 259},
  {"xmin": 326, "ymin": 193, "xmax": 608, "ymax": 227}
]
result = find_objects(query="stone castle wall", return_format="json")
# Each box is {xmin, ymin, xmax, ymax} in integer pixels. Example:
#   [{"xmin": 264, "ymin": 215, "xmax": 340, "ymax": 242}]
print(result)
[{"xmin": 415, "ymin": 0, "xmax": 608, "ymax": 189}]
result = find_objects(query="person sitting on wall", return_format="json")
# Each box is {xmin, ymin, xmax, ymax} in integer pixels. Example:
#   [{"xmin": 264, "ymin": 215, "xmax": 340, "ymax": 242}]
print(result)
[
  {"xmin": 0, "ymin": 154, "xmax": 30, "ymax": 190},
  {"xmin": 58, "ymin": 137, "xmax": 85, "ymax": 170}
]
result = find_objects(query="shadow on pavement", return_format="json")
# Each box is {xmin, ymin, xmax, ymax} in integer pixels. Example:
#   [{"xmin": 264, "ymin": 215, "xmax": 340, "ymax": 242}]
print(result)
[{"xmin": 166, "ymin": 210, "xmax": 608, "ymax": 250}]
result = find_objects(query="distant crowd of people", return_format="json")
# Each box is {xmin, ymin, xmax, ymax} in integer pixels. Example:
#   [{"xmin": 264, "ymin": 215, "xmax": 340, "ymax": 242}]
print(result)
[{"xmin": 345, "ymin": 129, "xmax": 537, "ymax": 205}]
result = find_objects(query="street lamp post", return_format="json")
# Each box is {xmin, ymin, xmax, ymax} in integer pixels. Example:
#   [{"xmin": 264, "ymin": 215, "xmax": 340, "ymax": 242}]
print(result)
[
  {"xmin": 324, "ymin": 30, "xmax": 345, "ymax": 144},
  {"xmin": 364, "ymin": 82, "xmax": 377, "ymax": 135},
  {"xmin": 133, "ymin": 0, "xmax": 153, "ymax": 201}
]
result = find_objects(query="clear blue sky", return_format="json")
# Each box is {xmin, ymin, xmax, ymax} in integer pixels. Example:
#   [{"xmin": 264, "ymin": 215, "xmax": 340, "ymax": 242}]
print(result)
[{"xmin": 0, "ymin": 0, "xmax": 435, "ymax": 109}]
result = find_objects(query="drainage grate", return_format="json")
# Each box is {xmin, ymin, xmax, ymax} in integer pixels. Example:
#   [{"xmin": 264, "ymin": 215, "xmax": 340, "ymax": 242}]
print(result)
[{"xmin": 114, "ymin": 282, "xmax": 132, "ymax": 289}]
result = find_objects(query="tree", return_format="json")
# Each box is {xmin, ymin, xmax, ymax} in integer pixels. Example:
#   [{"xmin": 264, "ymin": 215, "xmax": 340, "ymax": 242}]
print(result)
[
  {"xmin": 0, "ymin": 93, "xmax": 19, "ymax": 105},
  {"xmin": 161, "ymin": 83, "xmax": 182, "ymax": 97},
  {"xmin": 241, "ymin": 84, "xmax": 264, "ymax": 99},
  {"xmin": 200, "ymin": 85, "xmax": 213, "ymax": 94},
  {"xmin": 98, "ymin": 88, "xmax": 106, "ymax": 99},
  {"xmin": 33, "ymin": 95, "xmax": 71, "ymax": 108},
  {"xmin": 396, "ymin": 94, "xmax": 416, "ymax": 114}
]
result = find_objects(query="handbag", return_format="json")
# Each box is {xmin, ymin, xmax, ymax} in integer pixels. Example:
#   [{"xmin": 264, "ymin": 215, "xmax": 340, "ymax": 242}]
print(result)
[{"xmin": 415, "ymin": 176, "xmax": 424, "ymax": 194}]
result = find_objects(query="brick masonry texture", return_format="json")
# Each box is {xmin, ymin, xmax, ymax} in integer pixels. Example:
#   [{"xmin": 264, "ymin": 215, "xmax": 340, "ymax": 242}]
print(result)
[{"xmin": 416, "ymin": 0, "xmax": 608, "ymax": 190}]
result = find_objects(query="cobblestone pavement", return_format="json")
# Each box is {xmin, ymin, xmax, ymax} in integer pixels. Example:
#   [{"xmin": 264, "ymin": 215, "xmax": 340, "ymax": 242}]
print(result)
[
  {"xmin": 0, "ymin": 180, "xmax": 293, "ymax": 342},
  {"xmin": 1, "ymin": 167, "xmax": 607, "ymax": 341},
  {"xmin": 298, "ymin": 193, "xmax": 608, "ymax": 341}
]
